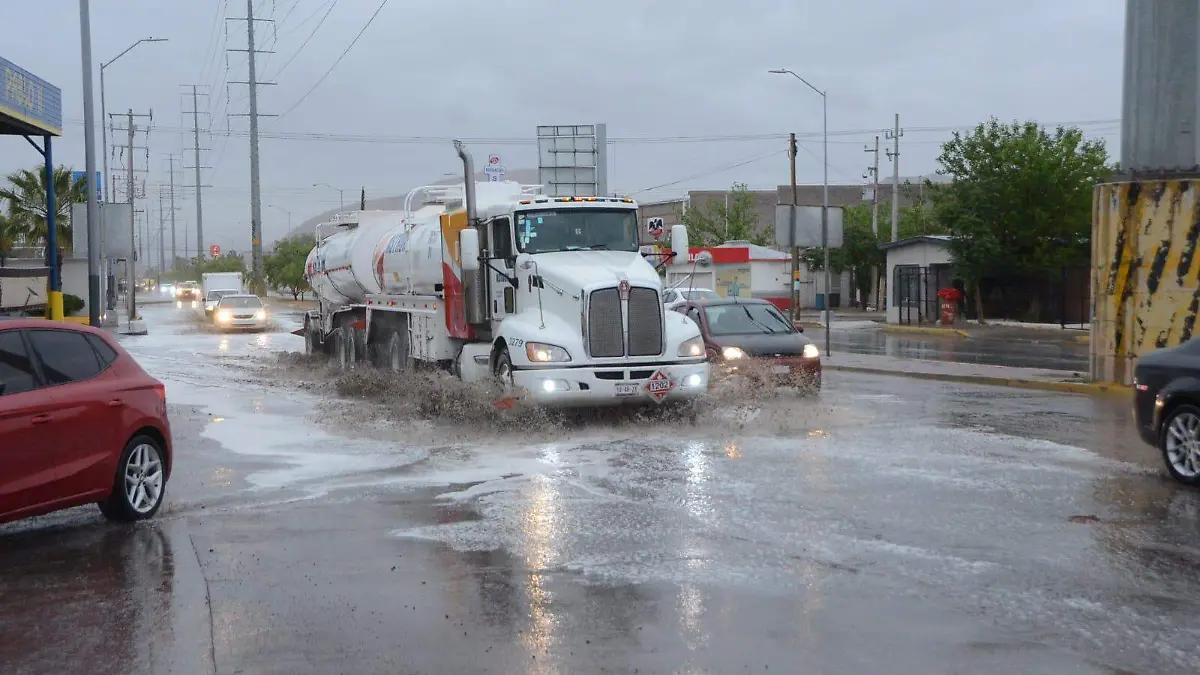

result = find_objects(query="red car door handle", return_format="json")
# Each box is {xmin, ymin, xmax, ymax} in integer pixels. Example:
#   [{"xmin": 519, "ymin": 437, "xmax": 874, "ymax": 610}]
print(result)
[
  {"xmin": 107, "ymin": 399, "xmax": 123, "ymax": 407},
  {"xmin": 31, "ymin": 415, "xmax": 53, "ymax": 424}
]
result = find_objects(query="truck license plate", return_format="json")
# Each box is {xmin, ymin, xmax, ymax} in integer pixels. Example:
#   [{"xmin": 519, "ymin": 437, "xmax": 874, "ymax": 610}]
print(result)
[
  {"xmin": 615, "ymin": 383, "xmax": 639, "ymax": 397},
  {"xmin": 771, "ymin": 365, "xmax": 791, "ymax": 375}
]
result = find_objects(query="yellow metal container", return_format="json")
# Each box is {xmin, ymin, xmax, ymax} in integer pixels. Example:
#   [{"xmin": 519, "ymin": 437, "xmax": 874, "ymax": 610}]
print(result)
[{"xmin": 1092, "ymin": 179, "xmax": 1200, "ymax": 384}]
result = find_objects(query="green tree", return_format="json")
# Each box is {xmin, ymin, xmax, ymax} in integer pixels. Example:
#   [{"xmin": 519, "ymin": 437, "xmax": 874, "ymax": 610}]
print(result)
[
  {"xmin": 0, "ymin": 166, "xmax": 86, "ymax": 250},
  {"xmin": 198, "ymin": 252, "xmax": 248, "ymax": 275},
  {"xmin": 929, "ymin": 118, "xmax": 1109, "ymax": 322},
  {"xmin": 678, "ymin": 182, "xmax": 769, "ymax": 246},
  {"xmin": 263, "ymin": 235, "xmax": 315, "ymax": 299},
  {"xmin": 0, "ymin": 211, "xmax": 17, "ymax": 266}
]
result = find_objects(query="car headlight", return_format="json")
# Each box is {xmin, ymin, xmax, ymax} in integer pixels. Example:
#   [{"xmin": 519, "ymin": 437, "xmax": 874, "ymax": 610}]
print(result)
[
  {"xmin": 722, "ymin": 346, "xmax": 746, "ymax": 360},
  {"xmin": 677, "ymin": 336, "xmax": 705, "ymax": 358},
  {"xmin": 525, "ymin": 341, "xmax": 571, "ymax": 362},
  {"xmin": 254, "ymin": 310, "xmax": 266, "ymax": 320},
  {"xmin": 803, "ymin": 343, "xmax": 820, "ymax": 359},
  {"xmin": 216, "ymin": 309, "xmax": 232, "ymax": 322}
]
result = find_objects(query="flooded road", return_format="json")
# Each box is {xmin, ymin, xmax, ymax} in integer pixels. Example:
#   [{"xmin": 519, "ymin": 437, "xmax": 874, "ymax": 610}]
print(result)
[{"xmin": 1, "ymin": 303, "xmax": 1196, "ymax": 675}]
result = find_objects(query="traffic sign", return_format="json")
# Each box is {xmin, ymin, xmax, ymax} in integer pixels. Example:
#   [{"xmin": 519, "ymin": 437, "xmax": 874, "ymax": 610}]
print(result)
[
  {"xmin": 209, "ymin": 244, "xmax": 221, "ymax": 257},
  {"xmin": 646, "ymin": 217, "xmax": 665, "ymax": 239},
  {"xmin": 483, "ymin": 153, "xmax": 505, "ymax": 182}
]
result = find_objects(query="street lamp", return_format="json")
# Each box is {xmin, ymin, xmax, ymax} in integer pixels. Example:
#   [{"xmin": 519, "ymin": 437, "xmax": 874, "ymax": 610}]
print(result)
[
  {"xmin": 100, "ymin": 37, "xmax": 166, "ymax": 313},
  {"xmin": 101, "ymin": 38, "xmax": 167, "ymax": 205},
  {"xmin": 312, "ymin": 183, "xmax": 344, "ymax": 209},
  {"xmin": 268, "ymin": 204, "xmax": 292, "ymax": 241},
  {"xmin": 769, "ymin": 68, "xmax": 830, "ymax": 357}
]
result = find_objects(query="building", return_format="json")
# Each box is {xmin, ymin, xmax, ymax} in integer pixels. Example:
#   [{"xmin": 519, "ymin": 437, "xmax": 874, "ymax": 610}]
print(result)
[
  {"xmin": 879, "ymin": 235, "xmax": 954, "ymax": 325},
  {"xmin": 663, "ymin": 241, "xmax": 851, "ymax": 311}
]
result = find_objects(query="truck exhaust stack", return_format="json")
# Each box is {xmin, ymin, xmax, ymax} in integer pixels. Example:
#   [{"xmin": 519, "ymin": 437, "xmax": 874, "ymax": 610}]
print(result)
[{"xmin": 453, "ymin": 140, "xmax": 485, "ymax": 325}]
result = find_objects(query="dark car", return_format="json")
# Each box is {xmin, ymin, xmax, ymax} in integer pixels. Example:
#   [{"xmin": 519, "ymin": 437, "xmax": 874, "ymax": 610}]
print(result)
[
  {"xmin": 0, "ymin": 319, "xmax": 173, "ymax": 524},
  {"xmin": 1134, "ymin": 339, "xmax": 1200, "ymax": 486},
  {"xmin": 674, "ymin": 297, "xmax": 821, "ymax": 391}
]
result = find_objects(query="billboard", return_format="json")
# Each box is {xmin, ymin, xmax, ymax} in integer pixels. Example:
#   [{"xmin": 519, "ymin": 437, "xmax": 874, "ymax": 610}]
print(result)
[
  {"xmin": 0, "ymin": 56, "xmax": 62, "ymax": 136},
  {"xmin": 71, "ymin": 202, "xmax": 133, "ymax": 259},
  {"xmin": 774, "ymin": 204, "xmax": 845, "ymax": 248},
  {"xmin": 72, "ymin": 170, "xmax": 103, "ymax": 202},
  {"xmin": 536, "ymin": 124, "xmax": 608, "ymax": 197}
]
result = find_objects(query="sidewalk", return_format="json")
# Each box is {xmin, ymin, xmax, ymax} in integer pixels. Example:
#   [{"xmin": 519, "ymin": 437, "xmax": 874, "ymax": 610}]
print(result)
[
  {"xmin": 824, "ymin": 352, "xmax": 1127, "ymax": 395},
  {"xmin": 881, "ymin": 321, "xmax": 1090, "ymax": 345}
]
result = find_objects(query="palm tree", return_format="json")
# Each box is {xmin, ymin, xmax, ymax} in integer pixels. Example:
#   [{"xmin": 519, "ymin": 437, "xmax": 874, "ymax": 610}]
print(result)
[
  {"xmin": 0, "ymin": 166, "xmax": 86, "ymax": 252},
  {"xmin": 0, "ymin": 210, "xmax": 16, "ymax": 267}
]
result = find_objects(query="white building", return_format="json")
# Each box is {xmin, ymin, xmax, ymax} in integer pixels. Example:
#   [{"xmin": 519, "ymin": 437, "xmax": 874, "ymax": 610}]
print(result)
[{"xmin": 880, "ymin": 235, "xmax": 955, "ymax": 324}]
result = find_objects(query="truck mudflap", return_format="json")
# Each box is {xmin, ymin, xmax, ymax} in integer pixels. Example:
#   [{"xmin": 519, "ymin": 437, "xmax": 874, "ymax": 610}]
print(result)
[{"xmin": 509, "ymin": 362, "xmax": 710, "ymax": 408}]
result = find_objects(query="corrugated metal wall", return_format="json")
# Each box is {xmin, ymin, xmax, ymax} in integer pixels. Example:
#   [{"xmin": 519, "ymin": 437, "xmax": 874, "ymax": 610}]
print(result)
[
  {"xmin": 1091, "ymin": 180, "xmax": 1200, "ymax": 384},
  {"xmin": 1122, "ymin": 0, "xmax": 1200, "ymax": 172}
]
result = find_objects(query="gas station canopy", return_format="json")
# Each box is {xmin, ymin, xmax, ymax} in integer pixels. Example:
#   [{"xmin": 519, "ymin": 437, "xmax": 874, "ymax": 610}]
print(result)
[{"xmin": 0, "ymin": 56, "xmax": 62, "ymax": 137}]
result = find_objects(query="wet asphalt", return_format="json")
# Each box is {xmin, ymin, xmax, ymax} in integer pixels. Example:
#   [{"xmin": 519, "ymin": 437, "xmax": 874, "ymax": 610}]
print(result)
[
  {"xmin": 1, "ymin": 304, "xmax": 1197, "ymax": 675},
  {"xmin": 826, "ymin": 326, "xmax": 1089, "ymax": 372}
]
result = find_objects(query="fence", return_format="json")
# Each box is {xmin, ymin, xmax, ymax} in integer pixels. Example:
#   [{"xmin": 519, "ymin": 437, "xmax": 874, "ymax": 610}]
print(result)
[
  {"xmin": 893, "ymin": 264, "xmax": 952, "ymax": 325},
  {"xmin": 975, "ymin": 266, "xmax": 1090, "ymax": 327}
]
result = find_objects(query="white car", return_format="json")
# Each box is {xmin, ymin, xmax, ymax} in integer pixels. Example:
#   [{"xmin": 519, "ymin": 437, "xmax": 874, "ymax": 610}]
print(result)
[
  {"xmin": 663, "ymin": 287, "xmax": 720, "ymax": 311},
  {"xmin": 212, "ymin": 294, "xmax": 269, "ymax": 331}
]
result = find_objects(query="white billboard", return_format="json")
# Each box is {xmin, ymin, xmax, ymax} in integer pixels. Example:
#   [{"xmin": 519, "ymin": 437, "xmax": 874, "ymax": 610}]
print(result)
[{"xmin": 536, "ymin": 124, "xmax": 608, "ymax": 197}]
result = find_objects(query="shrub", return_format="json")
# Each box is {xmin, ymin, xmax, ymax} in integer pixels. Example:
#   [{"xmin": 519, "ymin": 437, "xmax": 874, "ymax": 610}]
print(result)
[{"xmin": 62, "ymin": 293, "xmax": 85, "ymax": 316}]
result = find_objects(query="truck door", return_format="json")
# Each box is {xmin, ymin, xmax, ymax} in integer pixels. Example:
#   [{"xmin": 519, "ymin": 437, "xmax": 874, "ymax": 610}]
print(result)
[{"xmin": 488, "ymin": 217, "xmax": 516, "ymax": 320}]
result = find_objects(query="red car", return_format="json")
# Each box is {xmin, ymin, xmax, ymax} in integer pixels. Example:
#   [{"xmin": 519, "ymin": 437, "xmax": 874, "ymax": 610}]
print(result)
[
  {"xmin": 674, "ymin": 297, "xmax": 822, "ymax": 392},
  {"xmin": 0, "ymin": 319, "xmax": 172, "ymax": 525}
]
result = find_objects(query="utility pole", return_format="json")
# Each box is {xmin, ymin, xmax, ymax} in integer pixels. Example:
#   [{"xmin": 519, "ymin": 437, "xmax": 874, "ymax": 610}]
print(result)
[
  {"xmin": 228, "ymin": 0, "xmax": 277, "ymax": 293},
  {"xmin": 168, "ymin": 155, "xmax": 179, "ymax": 270},
  {"xmin": 788, "ymin": 132, "xmax": 799, "ymax": 323},
  {"xmin": 109, "ymin": 109, "xmax": 151, "ymax": 329},
  {"xmin": 157, "ymin": 193, "xmax": 165, "ymax": 287},
  {"xmin": 865, "ymin": 136, "xmax": 880, "ymax": 236},
  {"xmin": 886, "ymin": 113, "xmax": 903, "ymax": 242},
  {"xmin": 183, "ymin": 85, "xmax": 210, "ymax": 263},
  {"xmin": 865, "ymin": 135, "xmax": 881, "ymax": 311}
]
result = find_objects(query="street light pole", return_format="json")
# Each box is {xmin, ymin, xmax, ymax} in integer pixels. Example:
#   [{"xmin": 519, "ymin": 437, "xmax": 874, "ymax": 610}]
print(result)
[
  {"xmin": 100, "ymin": 37, "xmax": 166, "ymax": 313},
  {"xmin": 268, "ymin": 205, "xmax": 292, "ymax": 241},
  {"xmin": 79, "ymin": 0, "xmax": 102, "ymax": 326},
  {"xmin": 312, "ymin": 183, "xmax": 344, "ymax": 209},
  {"xmin": 769, "ymin": 68, "xmax": 830, "ymax": 357}
]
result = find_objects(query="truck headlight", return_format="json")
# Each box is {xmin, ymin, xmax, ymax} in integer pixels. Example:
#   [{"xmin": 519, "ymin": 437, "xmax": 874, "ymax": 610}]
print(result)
[
  {"xmin": 677, "ymin": 336, "xmax": 704, "ymax": 357},
  {"xmin": 803, "ymin": 343, "xmax": 820, "ymax": 359},
  {"xmin": 525, "ymin": 342, "xmax": 571, "ymax": 363},
  {"xmin": 722, "ymin": 346, "xmax": 746, "ymax": 360}
]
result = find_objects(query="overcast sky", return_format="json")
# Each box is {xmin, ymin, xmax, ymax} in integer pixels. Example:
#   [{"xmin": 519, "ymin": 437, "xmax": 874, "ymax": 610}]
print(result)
[{"xmin": 1, "ymin": 0, "xmax": 1123, "ymax": 259}]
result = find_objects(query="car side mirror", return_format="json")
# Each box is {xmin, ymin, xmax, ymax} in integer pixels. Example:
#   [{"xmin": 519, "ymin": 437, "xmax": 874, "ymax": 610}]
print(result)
[
  {"xmin": 796, "ymin": 325, "xmax": 804, "ymax": 333},
  {"xmin": 460, "ymin": 229, "xmax": 480, "ymax": 272}
]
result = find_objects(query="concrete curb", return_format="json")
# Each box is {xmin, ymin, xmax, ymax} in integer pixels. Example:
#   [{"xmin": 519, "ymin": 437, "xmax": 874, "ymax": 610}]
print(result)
[
  {"xmin": 825, "ymin": 364, "xmax": 1131, "ymax": 396},
  {"xmin": 881, "ymin": 325, "xmax": 971, "ymax": 338}
]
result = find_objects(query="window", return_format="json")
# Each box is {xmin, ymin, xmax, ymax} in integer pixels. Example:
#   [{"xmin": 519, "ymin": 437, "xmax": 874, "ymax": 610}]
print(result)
[
  {"xmin": 686, "ymin": 307, "xmax": 703, "ymax": 326},
  {"xmin": 703, "ymin": 304, "xmax": 795, "ymax": 336},
  {"xmin": 663, "ymin": 290, "xmax": 678, "ymax": 303},
  {"xmin": 0, "ymin": 330, "xmax": 37, "ymax": 395},
  {"xmin": 85, "ymin": 333, "xmax": 119, "ymax": 368},
  {"xmin": 514, "ymin": 209, "xmax": 638, "ymax": 254},
  {"xmin": 218, "ymin": 296, "xmax": 263, "ymax": 309},
  {"xmin": 491, "ymin": 217, "xmax": 514, "ymax": 261},
  {"xmin": 26, "ymin": 330, "xmax": 102, "ymax": 385}
]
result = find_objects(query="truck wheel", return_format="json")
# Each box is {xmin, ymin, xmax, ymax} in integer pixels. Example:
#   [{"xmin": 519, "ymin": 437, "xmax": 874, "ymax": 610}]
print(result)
[
  {"xmin": 304, "ymin": 323, "xmax": 320, "ymax": 356},
  {"xmin": 493, "ymin": 346, "xmax": 515, "ymax": 394},
  {"xmin": 387, "ymin": 330, "xmax": 409, "ymax": 373},
  {"xmin": 331, "ymin": 329, "xmax": 350, "ymax": 370},
  {"xmin": 351, "ymin": 327, "xmax": 367, "ymax": 365}
]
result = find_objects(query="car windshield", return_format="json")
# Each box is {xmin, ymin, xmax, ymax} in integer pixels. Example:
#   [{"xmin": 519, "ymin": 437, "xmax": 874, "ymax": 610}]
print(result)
[
  {"xmin": 703, "ymin": 303, "xmax": 794, "ymax": 336},
  {"xmin": 514, "ymin": 208, "xmax": 638, "ymax": 254},
  {"xmin": 219, "ymin": 296, "xmax": 262, "ymax": 309}
]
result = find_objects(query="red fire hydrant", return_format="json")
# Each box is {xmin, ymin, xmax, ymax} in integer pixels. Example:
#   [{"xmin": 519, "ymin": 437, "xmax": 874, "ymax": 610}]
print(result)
[{"xmin": 937, "ymin": 287, "xmax": 964, "ymax": 325}]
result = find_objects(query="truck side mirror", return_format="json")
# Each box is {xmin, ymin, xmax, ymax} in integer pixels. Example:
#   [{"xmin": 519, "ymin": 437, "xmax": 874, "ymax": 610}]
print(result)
[
  {"xmin": 460, "ymin": 229, "xmax": 480, "ymax": 272},
  {"xmin": 670, "ymin": 224, "xmax": 689, "ymax": 260}
]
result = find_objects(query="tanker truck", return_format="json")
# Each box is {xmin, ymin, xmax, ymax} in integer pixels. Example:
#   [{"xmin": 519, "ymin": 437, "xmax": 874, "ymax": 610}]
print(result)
[{"xmin": 299, "ymin": 141, "xmax": 711, "ymax": 407}]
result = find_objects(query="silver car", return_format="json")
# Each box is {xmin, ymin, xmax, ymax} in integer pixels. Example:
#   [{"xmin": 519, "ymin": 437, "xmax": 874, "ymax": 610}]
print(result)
[
  {"xmin": 212, "ymin": 294, "xmax": 269, "ymax": 331},
  {"xmin": 663, "ymin": 287, "xmax": 720, "ymax": 311}
]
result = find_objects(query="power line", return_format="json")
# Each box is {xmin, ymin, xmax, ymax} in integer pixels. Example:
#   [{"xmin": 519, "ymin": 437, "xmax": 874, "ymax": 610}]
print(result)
[
  {"xmin": 278, "ymin": 0, "xmax": 390, "ymax": 118},
  {"xmin": 630, "ymin": 148, "xmax": 787, "ymax": 195},
  {"xmin": 268, "ymin": 0, "xmax": 339, "ymax": 80}
]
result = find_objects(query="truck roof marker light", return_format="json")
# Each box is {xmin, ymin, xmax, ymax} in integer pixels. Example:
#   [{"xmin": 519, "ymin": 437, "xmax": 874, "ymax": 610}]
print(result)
[
  {"xmin": 621, "ymin": 198, "xmax": 634, "ymax": 203},
  {"xmin": 519, "ymin": 199, "xmax": 531, "ymax": 205},
  {"xmin": 586, "ymin": 197, "xmax": 597, "ymax": 201}
]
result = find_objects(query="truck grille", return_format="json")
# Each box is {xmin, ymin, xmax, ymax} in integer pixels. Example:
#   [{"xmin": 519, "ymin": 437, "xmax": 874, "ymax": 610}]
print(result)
[
  {"xmin": 586, "ymin": 286, "xmax": 663, "ymax": 358},
  {"xmin": 587, "ymin": 288, "xmax": 624, "ymax": 357},
  {"xmin": 626, "ymin": 287, "xmax": 663, "ymax": 356}
]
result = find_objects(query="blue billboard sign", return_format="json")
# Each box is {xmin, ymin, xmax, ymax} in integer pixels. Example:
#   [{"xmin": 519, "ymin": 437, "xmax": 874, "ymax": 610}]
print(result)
[
  {"xmin": 0, "ymin": 56, "xmax": 62, "ymax": 136},
  {"xmin": 72, "ymin": 170, "xmax": 103, "ymax": 202}
]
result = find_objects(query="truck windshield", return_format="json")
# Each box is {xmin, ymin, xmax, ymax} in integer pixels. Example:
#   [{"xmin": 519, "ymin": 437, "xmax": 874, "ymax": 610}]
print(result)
[{"xmin": 514, "ymin": 209, "xmax": 638, "ymax": 254}]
